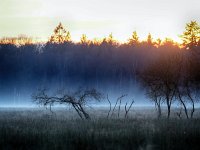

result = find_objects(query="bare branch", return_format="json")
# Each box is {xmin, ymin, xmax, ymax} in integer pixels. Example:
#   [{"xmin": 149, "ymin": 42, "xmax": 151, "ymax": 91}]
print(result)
[
  {"xmin": 125, "ymin": 99, "xmax": 134, "ymax": 119},
  {"xmin": 32, "ymin": 88, "xmax": 102, "ymax": 120},
  {"xmin": 106, "ymin": 94, "xmax": 112, "ymax": 119},
  {"xmin": 111, "ymin": 94, "xmax": 126, "ymax": 117}
]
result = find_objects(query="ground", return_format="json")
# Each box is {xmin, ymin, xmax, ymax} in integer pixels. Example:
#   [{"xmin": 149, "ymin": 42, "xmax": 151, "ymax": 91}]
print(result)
[{"xmin": 0, "ymin": 107, "xmax": 200, "ymax": 150}]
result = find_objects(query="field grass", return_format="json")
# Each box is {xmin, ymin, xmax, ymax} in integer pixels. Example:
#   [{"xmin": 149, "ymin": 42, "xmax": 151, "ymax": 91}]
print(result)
[{"xmin": 0, "ymin": 107, "xmax": 200, "ymax": 150}]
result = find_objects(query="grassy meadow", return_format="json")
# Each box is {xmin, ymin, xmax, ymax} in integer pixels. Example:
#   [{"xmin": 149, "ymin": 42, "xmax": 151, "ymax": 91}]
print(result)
[{"xmin": 0, "ymin": 107, "xmax": 200, "ymax": 150}]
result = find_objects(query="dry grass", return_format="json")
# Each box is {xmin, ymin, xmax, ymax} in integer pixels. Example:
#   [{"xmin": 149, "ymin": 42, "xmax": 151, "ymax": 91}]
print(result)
[{"xmin": 0, "ymin": 107, "xmax": 200, "ymax": 150}]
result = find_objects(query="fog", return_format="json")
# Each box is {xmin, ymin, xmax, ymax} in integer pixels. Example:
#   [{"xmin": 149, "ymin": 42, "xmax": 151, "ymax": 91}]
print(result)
[
  {"xmin": 0, "ymin": 40, "xmax": 199, "ymax": 108},
  {"xmin": 0, "ymin": 42, "xmax": 157, "ymax": 106}
]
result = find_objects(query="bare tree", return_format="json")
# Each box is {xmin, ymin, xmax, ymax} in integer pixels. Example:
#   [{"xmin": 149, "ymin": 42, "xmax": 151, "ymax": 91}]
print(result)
[
  {"xmin": 176, "ymin": 107, "xmax": 183, "ymax": 119},
  {"xmin": 182, "ymin": 53, "xmax": 200, "ymax": 118},
  {"xmin": 142, "ymin": 78, "xmax": 163, "ymax": 119},
  {"xmin": 106, "ymin": 94, "xmax": 134, "ymax": 119},
  {"xmin": 124, "ymin": 99, "xmax": 134, "ymax": 119},
  {"xmin": 173, "ymin": 54, "xmax": 190, "ymax": 119},
  {"xmin": 185, "ymin": 78, "xmax": 199, "ymax": 119},
  {"xmin": 111, "ymin": 94, "xmax": 126, "ymax": 117},
  {"xmin": 32, "ymin": 88, "xmax": 102, "ymax": 120},
  {"xmin": 117, "ymin": 95, "xmax": 124, "ymax": 118},
  {"xmin": 175, "ymin": 86, "xmax": 189, "ymax": 119},
  {"xmin": 106, "ymin": 94, "xmax": 112, "ymax": 118},
  {"xmin": 140, "ymin": 52, "xmax": 182, "ymax": 119}
]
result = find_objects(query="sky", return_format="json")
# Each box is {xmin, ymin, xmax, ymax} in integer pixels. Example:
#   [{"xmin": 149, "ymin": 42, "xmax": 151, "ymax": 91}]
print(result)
[{"xmin": 0, "ymin": 0, "xmax": 199, "ymax": 42}]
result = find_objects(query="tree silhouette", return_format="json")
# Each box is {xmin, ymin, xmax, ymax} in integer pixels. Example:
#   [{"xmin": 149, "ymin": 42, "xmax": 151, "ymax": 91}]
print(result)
[
  {"xmin": 49, "ymin": 22, "xmax": 71, "ymax": 43},
  {"xmin": 147, "ymin": 33, "xmax": 154, "ymax": 46},
  {"xmin": 162, "ymin": 38, "xmax": 175, "ymax": 47},
  {"xmin": 32, "ymin": 88, "xmax": 102, "ymax": 120},
  {"xmin": 156, "ymin": 38, "xmax": 162, "ymax": 47},
  {"xmin": 107, "ymin": 33, "xmax": 116, "ymax": 45},
  {"xmin": 80, "ymin": 34, "xmax": 88, "ymax": 44},
  {"xmin": 180, "ymin": 21, "xmax": 200, "ymax": 49},
  {"xmin": 141, "ymin": 53, "xmax": 181, "ymax": 119},
  {"xmin": 128, "ymin": 31, "xmax": 139, "ymax": 45}
]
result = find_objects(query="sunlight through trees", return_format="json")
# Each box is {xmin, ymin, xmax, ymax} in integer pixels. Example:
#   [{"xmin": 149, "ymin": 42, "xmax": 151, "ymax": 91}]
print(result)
[
  {"xmin": 49, "ymin": 22, "xmax": 71, "ymax": 43},
  {"xmin": 180, "ymin": 21, "xmax": 200, "ymax": 49}
]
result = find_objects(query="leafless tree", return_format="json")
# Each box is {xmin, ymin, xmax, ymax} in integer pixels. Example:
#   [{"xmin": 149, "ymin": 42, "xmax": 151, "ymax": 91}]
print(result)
[
  {"xmin": 176, "ymin": 87, "xmax": 189, "ymax": 119},
  {"xmin": 124, "ymin": 99, "xmax": 134, "ymax": 118},
  {"xmin": 143, "ymin": 82, "xmax": 163, "ymax": 119},
  {"xmin": 176, "ymin": 107, "xmax": 183, "ymax": 119},
  {"xmin": 107, "ymin": 94, "xmax": 134, "ymax": 119},
  {"xmin": 118, "ymin": 95, "xmax": 124, "ymax": 118},
  {"xmin": 106, "ymin": 94, "xmax": 112, "ymax": 118},
  {"xmin": 188, "ymin": 56, "xmax": 200, "ymax": 118},
  {"xmin": 141, "ymin": 52, "xmax": 182, "ymax": 119},
  {"xmin": 173, "ymin": 54, "xmax": 190, "ymax": 119},
  {"xmin": 181, "ymin": 53, "xmax": 200, "ymax": 119},
  {"xmin": 184, "ymin": 78, "xmax": 199, "ymax": 119},
  {"xmin": 111, "ymin": 94, "xmax": 127, "ymax": 117},
  {"xmin": 32, "ymin": 88, "xmax": 102, "ymax": 120}
]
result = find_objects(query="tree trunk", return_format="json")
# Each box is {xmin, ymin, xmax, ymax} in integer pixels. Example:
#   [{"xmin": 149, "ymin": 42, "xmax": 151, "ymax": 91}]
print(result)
[
  {"xmin": 124, "ymin": 100, "xmax": 134, "ymax": 119},
  {"xmin": 178, "ymin": 93, "xmax": 189, "ymax": 119},
  {"xmin": 182, "ymin": 102, "xmax": 189, "ymax": 119},
  {"xmin": 155, "ymin": 100, "xmax": 162, "ymax": 119},
  {"xmin": 111, "ymin": 98, "xmax": 119, "ymax": 117},
  {"xmin": 78, "ymin": 104, "xmax": 91, "ymax": 120},
  {"xmin": 158, "ymin": 105, "xmax": 162, "ymax": 119},
  {"xmin": 118, "ymin": 99, "xmax": 122, "ymax": 118},
  {"xmin": 167, "ymin": 105, "xmax": 170, "ymax": 119},
  {"xmin": 166, "ymin": 97, "xmax": 171, "ymax": 119},
  {"xmin": 106, "ymin": 95, "xmax": 111, "ymax": 118},
  {"xmin": 72, "ymin": 104, "xmax": 84, "ymax": 120},
  {"xmin": 187, "ymin": 89, "xmax": 195, "ymax": 119},
  {"xmin": 190, "ymin": 100, "xmax": 195, "ymax": 119}
]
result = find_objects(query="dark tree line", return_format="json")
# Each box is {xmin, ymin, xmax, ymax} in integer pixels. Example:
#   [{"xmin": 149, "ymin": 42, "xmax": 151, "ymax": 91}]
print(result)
[{"xmin": 0, "ymin": 39, "xmax": 159, "ymax": 90}]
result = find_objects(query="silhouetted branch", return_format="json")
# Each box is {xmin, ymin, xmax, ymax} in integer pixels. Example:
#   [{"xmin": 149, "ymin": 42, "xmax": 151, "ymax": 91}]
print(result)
[
  {"xmin": 32, "ymin": 88, "xmax": 102, "ymax": 120},
  {"xmin": 111, "ymin": 94, "xmax": 126, "ymax": 117},
  {"xmin": 125, "ymin": 99, "xmax": 134, "ymax": 118},
  {"xmin": 118, "ymin": 94, "xmax": 127, "ymax": 118},
  {"xmin": 176, "ymin": 107, "xmax": 183, "ymax": 119},
  {"xmin": 106, "ymin": 94, "xmax": 112, "ymax": 119}
]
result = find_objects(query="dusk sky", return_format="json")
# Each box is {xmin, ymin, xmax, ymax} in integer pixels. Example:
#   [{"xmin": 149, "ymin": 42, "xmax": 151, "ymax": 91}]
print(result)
[{"xmin": 0, "ymin": 0, "xmax": 199, "ymax": 42}]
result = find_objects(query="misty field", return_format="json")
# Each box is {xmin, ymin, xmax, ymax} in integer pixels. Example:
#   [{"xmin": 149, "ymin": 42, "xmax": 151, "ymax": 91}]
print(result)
[{"xmin": 0, "ymin": 108, "xmax": 200, "ymax": 150}]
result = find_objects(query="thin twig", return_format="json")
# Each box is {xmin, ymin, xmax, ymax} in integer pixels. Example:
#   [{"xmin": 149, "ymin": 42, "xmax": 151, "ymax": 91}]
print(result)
[
  {"xmin": 106, "ymin": 94, "xmax": 112, "ymax": 118},
  {"xmin": 125, "ymin": 99, "xmax": 134, "ymax": 118}
]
